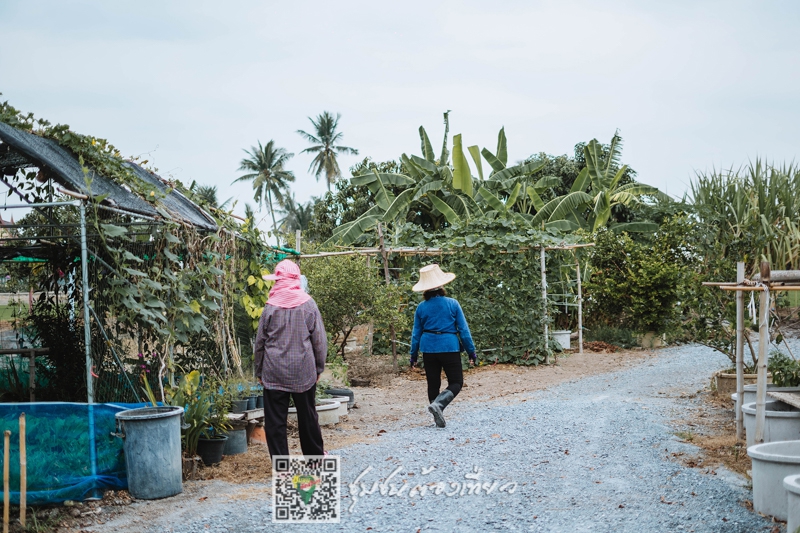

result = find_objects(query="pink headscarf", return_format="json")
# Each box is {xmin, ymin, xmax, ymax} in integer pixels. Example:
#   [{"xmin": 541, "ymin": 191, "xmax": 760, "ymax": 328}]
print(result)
[{"xmin": 263, "ymin": 259, "xmax": 311, "ymax": 309}]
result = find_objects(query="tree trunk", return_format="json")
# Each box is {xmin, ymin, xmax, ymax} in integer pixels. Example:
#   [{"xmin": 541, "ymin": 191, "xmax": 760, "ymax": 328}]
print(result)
[{"xmin": 267, "ymin": 188, "xmax": 279, "ymax": 246}]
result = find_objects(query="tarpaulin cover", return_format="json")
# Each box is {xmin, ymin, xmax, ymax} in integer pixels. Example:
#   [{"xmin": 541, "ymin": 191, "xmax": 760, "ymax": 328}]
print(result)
[
  {"xmin": 0, "ymin": 122, "xmax": 216, "ymax": 231},
  {"xmin": 0, "ymin": 402, "xmax": 150, "ymax": 504}
]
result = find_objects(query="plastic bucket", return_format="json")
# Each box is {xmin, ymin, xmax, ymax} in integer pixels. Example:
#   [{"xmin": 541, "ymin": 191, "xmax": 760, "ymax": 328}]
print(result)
[
  {"xmin": 231, "ymin": 399, "xmax": 249, "ymax": 413},
  {"xmin": 552, "ymin": 330, "xmax": 570, "ymax": 350},
  {"xmin": 115, "ymin": 406, "xmax": 183, "ymax": 500},
  {"xmin": 223, "ymin": 428, "xmax": 247, "ymax": 455},
  {"xmin": 256, "ymin": 394, "xmax": 264, "ymax": 409},
  {"xmin": 197, "ymin": 436, "xmax": 228, "ymax": 465},
  {"xmin": 246, "ymin": 396, "xmax": 257, "ymax": 411}
]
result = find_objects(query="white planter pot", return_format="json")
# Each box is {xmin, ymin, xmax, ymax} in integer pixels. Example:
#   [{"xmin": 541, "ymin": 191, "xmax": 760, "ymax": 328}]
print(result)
[
  {"xmin": 552, "ymin": 330, "xmax": 571, "ymax": 350},
  {"xmin": 288, "ymin": 401, "xmax": 341, "ymax": 426},
  {"xmin": 748, "ymin": 440, "xmax": 800, "ymax": 521},
  {"xmin": 326, "ymin": 396, "xmax": 349, "ymax": 417},
  {"xmin": 784, "ymin": 474, "xmax": 800, "ymax": 533},
  {"xmin": 742, "ymin": 401, "xmax": 800, "ymax": 447},
  {"xmin": 739, "ymin": 384, "xmax": 800, "ymax": 406}
]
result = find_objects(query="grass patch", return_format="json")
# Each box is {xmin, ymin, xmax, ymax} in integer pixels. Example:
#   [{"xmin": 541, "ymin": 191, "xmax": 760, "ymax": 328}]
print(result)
[{"xmin": 674, "ymin": 430, "xmax": 695, "ymax": 442}]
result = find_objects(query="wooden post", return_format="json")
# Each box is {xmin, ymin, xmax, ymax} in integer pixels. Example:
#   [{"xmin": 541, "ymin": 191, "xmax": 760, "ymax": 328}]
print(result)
[
  {"xmin": 735, "ymin": 262, "xmax": 745, "ymax": 441},
  {"xmin": 541, "ymin": 247, "xmax": 549, "ymax": 364},
  {"xmin": 755, "ymin": 261, "xmax": 770, "ymax": 444},
  {"xmin": 28, "ymin": 350, "xmax": 35, "ymax": 402},
  {"xmin": 377, "ymin": 224, "xmax": 398, "ymax": 372},
  {"xmin": 3, "ymin": 430, "xmax": 9, "ymax": 533},
  {"xmin": 576, "ymin": 260, "xmax": 583, "ymax": 355},
  {"xmin": 19, "ymin": 414, "xmax": 25, "ymax": 528},
  {"xmin": 366, "ymin": 256, "xmax": 374, "ymax": 357}
]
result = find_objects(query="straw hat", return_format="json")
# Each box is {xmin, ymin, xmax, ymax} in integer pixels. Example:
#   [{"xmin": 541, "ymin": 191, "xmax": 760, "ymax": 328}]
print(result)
[{"xmin": 412, "ymin": 264, "xmax": 456, "ymax": 292}]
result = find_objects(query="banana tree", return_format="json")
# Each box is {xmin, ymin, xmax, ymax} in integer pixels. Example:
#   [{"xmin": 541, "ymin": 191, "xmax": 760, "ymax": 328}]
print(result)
[
  {"xmin": 531, "ymin": 133, "xmax": 670, "ymax": 233},
  {"xmin": 326, "ymin": 114, "xmax": 557, "ymax": 245}
]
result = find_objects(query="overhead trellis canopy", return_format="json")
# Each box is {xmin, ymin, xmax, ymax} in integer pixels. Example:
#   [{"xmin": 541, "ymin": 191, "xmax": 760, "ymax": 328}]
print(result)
[{"xmin": 0, "ymin": 121, "xmax": 217, "ymax": 231}]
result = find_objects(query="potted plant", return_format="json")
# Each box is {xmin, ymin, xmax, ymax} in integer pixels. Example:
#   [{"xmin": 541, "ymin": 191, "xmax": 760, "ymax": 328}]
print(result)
[
  {"xmin": 167, "ymin": 371, "xmax": 232, "ymax": 467},
  {"xmin": 224, "ymin": 377, "xmax": 251, "ymax": 413}
]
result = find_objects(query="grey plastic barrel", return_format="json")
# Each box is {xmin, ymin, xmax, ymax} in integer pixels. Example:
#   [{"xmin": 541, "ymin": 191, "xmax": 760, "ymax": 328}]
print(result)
[{"xmin": 115, "ymin": 406, "xmax": 183, "ymax": 500}]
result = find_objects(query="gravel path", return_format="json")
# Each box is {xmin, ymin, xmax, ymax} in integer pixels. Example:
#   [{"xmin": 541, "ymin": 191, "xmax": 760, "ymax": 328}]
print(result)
[{"xmin": 111, "ymin": 345, "xmax": 782, "ymax": 533}]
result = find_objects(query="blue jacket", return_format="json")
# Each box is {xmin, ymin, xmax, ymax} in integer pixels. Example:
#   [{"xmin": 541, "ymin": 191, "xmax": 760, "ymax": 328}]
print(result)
[{"xmin": 410, "ymin": 295, "xmax": 476, "ymax": 362}]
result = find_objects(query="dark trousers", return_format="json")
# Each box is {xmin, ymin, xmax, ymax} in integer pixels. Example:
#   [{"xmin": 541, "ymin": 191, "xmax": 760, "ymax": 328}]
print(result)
[
  {"xmin": 263, "ymin": 385, "xmax": 325, "ymax": 459},
  {"xmin": 422, "ymin": 351, "xmax": 463, "ymax": 403}
]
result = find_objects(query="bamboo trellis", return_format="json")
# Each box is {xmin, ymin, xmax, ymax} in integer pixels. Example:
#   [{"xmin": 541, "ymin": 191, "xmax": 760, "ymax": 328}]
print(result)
[{"xmin": 704, "ymin": 262, "xmax": 800, "ymax": 442}]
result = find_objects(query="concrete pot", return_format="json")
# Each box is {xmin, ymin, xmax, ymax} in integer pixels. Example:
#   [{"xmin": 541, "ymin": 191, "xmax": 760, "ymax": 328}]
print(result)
[
  {"xmin": 784, "ymin": 474, "xmax": 800, "ymax": 533},
  {"xmin": 748, "ymin": 440, "xmax": 800, "ymax": 521},
  {"xmin": 326, "ymin": 396, "xmax": 350, "ymax": 417},
  {"xmin": 288, "ymin": 401, "xmax": 340, "ymax": 426},
  {"xmin": 715, "ymin": 371, "xmax": 771, "ymax": 397},
  {"xmin": 742, "ymin": 401, "xmax": 800, "ymax": 447},
  {"xmin": 736, "ymin": 384, "xmax": 800, "ymax": 406}
]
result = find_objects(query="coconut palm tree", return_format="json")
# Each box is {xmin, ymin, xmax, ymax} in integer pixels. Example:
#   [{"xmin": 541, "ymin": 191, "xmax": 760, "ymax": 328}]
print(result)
[
  {"xmin": 297, "ymin": 111, "xmax": 359, "ymax": 190},
  {"xmin": 233, "ymin": 140, "xmax": 295, "ymax": 241},
  {"xmin": 279, "ymin": 194, "xmax": 315, "ymax": 232}
]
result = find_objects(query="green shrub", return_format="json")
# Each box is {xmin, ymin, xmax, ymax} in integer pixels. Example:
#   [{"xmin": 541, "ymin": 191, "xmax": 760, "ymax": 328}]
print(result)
[
  {"xmin": 769, "ymin": 351, "xmax": 800, "ymax": 387},
  {"xmin": 586, "ymin": 222, "xmax": 692, "ymax": 336},
  {"xmin": 585, "ymin": 325, "xmax": 638, "ymax": 349}
]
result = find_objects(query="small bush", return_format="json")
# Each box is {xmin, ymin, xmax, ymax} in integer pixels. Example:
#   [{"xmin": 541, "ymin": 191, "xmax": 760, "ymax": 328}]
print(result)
[
  {"xmin": 769, "ymin": 351, "xmax": 800, "ymax": 387},
  {"xmin": 585, "ymin": 325, "xmax": 638, "ymax": 349}
]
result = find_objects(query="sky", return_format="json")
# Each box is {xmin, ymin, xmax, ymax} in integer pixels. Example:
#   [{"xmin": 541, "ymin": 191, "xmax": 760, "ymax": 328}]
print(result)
[{"xmin": 1, "ymin": 1, "xmax": 799, "ymax": 224}]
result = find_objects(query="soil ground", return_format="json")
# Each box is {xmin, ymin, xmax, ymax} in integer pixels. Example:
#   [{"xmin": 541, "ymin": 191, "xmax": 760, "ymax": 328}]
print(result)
[{"xmin": 10, "ymin": 345, "xmax": 757, "ymax": 532}]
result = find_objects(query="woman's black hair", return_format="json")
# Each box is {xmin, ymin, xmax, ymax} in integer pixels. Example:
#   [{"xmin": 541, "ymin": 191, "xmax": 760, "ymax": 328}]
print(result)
[{"xmin": 423, "ymin": 287, "xmax": 447, "ymax": 301}]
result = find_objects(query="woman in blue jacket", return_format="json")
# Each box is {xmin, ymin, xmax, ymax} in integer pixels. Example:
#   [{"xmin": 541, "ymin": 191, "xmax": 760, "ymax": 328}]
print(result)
[{"xmin": 410, "ymin": 264, "xmax": 477, "ymax": 428}]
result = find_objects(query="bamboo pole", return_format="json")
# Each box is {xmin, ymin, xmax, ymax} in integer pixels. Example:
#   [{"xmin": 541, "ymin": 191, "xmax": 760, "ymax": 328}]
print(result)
[
  {"xmin": 377, "ymin": 224, "xmax": 398, "ymax": 372},
  {"xmin": 735, "ymin": 262, "xmax": 745, "ymax": 441},
  {"xmin": 3, "ymin": 430, "xmax": 9, "ymax": 533},
  {"xmin": 755, "ymin": 262, "xmax": 770, "ymax": 444},
  {"xmin": 541, "ymin": 247, "xmax": 549, "ymax": 364},
  {"xmin": 720, "ymin": 285, "xmax": 800, "ymax": 291},
  {"xmin": 576, "ymin": 260, "xmax": 583, "ymax": 355},
  {"xmin": 19, "ymin": 414, "xmax": 25, "ymax": 528},
  {"xmin": 28, "ymin": 350, "xmax": 35, "ymax": 402}
]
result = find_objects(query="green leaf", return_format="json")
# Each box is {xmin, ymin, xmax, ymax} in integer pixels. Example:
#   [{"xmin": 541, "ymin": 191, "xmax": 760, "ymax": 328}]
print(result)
[
  {"xmin": 100, "ymin": 223, "xmax": 127, "ymax": 238},
  {"xmin": 327, "ymin": 214, "xmax": 382, "ymax": 245},
  {"xmin": 410, "ymin": 155, "xmax": 438, "ymax": 174},
  {"xmin": 496, "ymin": 127, "xmax": 508, "ymax": 166},
  {"xmin": 609, "ymin": 222, "xmax": 659, "ymax": 233},
  {"xmin": 505, "ymin": 182, "xmax": 522, "ymax": 209},
  {"xmin": 189, "ymin": 300, "xmax": 202, "ymax": 314},
  {"xmin": 440, "ymin": 111, "xmax": 450, "ymax": 165},
  {"xmin": 122, "ymin": 267, "xmax": 148, "ymax": 277},
  {"xmin": 481, "ymin": 148, "xmax": 505, "ymax": 172},
  {"xmin": 526, "ymin": 186, "xmax": 545, "ymax": 211},
  {"xmin": 478, "ymin": 188, "xmax": 506, "ymax": 212},
  {"xmin": 452, "ymin": 134, "xmax": 473, "ymax": 197},
  {"xmin": 122, "ymin": 250, "xmax": 143, "ymax": 263},
  {"xmin": 412, "ymin": 180, "xmax": 444, "ymax": 201},
  {"xmin": 383, "ymin": 188, "xmax": 415, "ymax": 222},
  {"xmin": 428, "ymin": 195, "xmax": 461, "ymax": 225},
  {"xmin": 205, "ymin": 286, "xmax": 224, "ymax": 299},
  {"xmin": 164, "ymin": 232, "xmax": 181, "ymax": 244},
  {"xmin": 467, "ymin": 145, "xmax": 484, "ymax": 181},
  {"xmin": 369, "ymin": 169, "xmax": 395, "ymax": 210},
  {"xmin": 570, "ymin": 167, "xmax": 590, "ymax": 193},
  {"xmin": 419, "ymin": 126, "xmax": 435, "ymax": 162}
]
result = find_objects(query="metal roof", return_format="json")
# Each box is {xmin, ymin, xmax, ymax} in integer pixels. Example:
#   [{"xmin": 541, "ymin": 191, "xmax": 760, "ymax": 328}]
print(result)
[{"xmin": 0, "ymin": 122, "xmax": 217, "ymax": 230}]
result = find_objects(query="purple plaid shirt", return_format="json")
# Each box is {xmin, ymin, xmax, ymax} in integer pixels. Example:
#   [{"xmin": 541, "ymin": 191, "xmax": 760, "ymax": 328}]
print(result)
[{"xmin": 254, "ymin": 299, "xmax": 328, "ymax": 393}]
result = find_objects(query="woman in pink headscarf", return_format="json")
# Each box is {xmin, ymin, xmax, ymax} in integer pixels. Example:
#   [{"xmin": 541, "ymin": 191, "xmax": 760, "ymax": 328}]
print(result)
[{"xmin": 254, "ymin": 259, "xmax": 328, "ymax": 459}]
